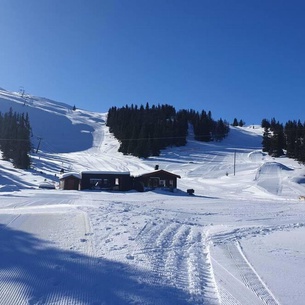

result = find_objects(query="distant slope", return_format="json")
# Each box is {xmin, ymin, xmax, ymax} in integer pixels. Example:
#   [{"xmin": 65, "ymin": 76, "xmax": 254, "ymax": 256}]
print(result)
[
  {"xmin": 0, "ymin": 88, "xmax": 94, "ymax": 153},
  {"xmin": 1, "ymin": 86, "xmax": 305, "ymax": 200}
]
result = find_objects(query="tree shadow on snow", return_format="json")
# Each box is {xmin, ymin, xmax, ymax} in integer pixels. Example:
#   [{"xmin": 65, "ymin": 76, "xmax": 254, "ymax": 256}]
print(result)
[
  {"xmin": 0, "ymin": 224, "xmax": 193, "ymax": 305},
  {"xmin": 0, "ymin": 166, "xmax": 36, "ymax": 191}
]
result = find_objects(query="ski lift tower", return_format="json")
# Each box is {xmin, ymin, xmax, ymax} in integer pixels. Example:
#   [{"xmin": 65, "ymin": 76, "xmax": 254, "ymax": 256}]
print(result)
[{"xmin": 19, "ymin": 86, "xmax": 25, "ymax": 98}]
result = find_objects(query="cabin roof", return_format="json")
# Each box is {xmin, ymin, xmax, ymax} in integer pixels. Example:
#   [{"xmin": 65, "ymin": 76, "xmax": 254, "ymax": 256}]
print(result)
[
  {"xmin": 81, "ymin": 171, "xmax": 130, "ymax": 176},
  {"xmin": 59, "ymin": 172, "xmax": 81, "ymax": 180},
  {"xmin": 137, "ymin": 169, "xmax": 181, "ymax": 179}
]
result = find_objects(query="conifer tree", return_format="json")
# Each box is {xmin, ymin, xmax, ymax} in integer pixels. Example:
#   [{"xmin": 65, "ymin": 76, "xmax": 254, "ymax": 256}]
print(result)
[
  {"xmin": 0, "ymin": 108, "xmax": 32, "ymax": 169},
  {"xmin": 106, "ymin": 104, "xmax": 229, "ymax": 158},
  {"xmin": 262, "ymin": 123, "xmax": 271, "ymax": 153},
  {"xmin": 269, "ymin": 123, "xmax": 285, "ymax": 157},
  {"xmin": 238, "ymin": 119, "xmax": 245, "ymax": 127},
  {"xmin": 232, "ymin": 118, "xmax": 238, "ymax": 126},
  {"xmin": 285, "ymin": 120, "xmax": 297, "ymax": 158}
]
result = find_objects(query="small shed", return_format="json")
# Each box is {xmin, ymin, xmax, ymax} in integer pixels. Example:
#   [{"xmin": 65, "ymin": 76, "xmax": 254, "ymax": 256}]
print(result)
[
  {"xmin": 80, "ymin": 171, "xmax": 132, "ymax": 191},
  {"xmin": 135, "ymin": 169, "xmax": 181, "ymax": 190},
  {"xmin": 59, "ymin": 172, "xmax": 81, "ymax": 190}
]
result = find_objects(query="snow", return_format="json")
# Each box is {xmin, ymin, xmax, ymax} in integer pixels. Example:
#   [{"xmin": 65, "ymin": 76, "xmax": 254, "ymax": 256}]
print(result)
[
  {"xmin": 1, "ymin": 87, "xmax": 305, "ymax": 304},
  {"xmin": 80, "ymin": 171, "xmax": 131, "ymax": 175},
  {"xmin": 59, "ymin": 172, "xmax": 81, "ymax": 179}
]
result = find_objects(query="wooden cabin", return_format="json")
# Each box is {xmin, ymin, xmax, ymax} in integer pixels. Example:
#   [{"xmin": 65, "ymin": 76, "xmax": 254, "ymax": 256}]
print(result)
[
  {"xmin": 135, "ymin": 169, "xmax": 181, "ymax": 190},
  {"xmin": 59, "ymin": 173, "xmax": 81, "ymax": 190},
  {"xmin": 80, "ymin": 171, "xmax": 132, "ymax": 191},
  {"xmin": 59, "ymin": 169, "xmax": 181, "ymax": 192}
]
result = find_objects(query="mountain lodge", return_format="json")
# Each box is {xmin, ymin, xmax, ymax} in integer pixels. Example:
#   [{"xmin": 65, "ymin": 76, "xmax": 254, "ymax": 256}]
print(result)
[{"xmin": 59, "ymin": 169, "xmax": 181, "ymax": 192}]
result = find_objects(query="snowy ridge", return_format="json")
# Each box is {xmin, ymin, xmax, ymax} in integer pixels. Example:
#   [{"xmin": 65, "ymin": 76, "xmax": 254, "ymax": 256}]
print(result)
[{"xmin": 1, "ymin": 88, "xmax": 305, "ymax": 304}]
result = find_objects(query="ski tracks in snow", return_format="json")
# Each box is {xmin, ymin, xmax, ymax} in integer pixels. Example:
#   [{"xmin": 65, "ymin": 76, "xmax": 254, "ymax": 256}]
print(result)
[
  {"xmin": 133, "ymin": 221, "xmax": 220, "ymax": 304},
  {"xmin": 210, "ymin": 236, "xmax": 281, "ymax": 305}
]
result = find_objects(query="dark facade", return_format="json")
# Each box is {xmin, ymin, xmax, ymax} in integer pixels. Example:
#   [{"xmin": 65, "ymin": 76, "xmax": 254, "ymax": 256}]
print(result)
[
  {"xmin": 80, "ymin": 171, "xmax": 132, "ymax": 191},
  {"xmin": 135, "ymin": 169, "xmax": 181, "ymax": 190},
  {"xmin": 59, "ymin": 173, "xmax": 81, "ymax": 190},
  {"xmin": 60, "ymin": 170, "xmax": 181, "ymax": 192}
]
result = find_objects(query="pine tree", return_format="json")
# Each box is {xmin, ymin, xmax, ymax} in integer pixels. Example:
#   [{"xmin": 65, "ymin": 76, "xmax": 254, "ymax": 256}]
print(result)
[
  {"xmin": 0, "ymin": 108, "xmax": 32, "ymax": 169},
  {"xmin": 232, "ymin": 118, "xmax": 238, "ymax": 126},
  {"xmin": 285, "ymin": 120, "xmax": 297, "ymax": 158},
  {"xmin": 262, "ymin": 127, "xmax": 271, "ymax": 153},
  {"xmin": 269, "ymin": 122, "xmax": 285, "ymax": 157},
  {"xmin": 238, "ymin": 119, "xmax": 245, "ymax": 127},
  {"xmin": 261, "ymin": 119, "xmax": 271, "ymax": 129}
]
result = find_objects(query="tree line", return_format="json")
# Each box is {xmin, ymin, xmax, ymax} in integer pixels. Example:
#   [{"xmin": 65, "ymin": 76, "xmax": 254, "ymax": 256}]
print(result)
[
  {"xmin": 232, "ymin": 118, "xmax": 245, "ymax": 127},
  {"xmin": 186, "ymin": 109, "xmax": 229, "ymax": 142},
  {"xmin": 106, "ymin": 104, "xmax": 229, "ymax": 158},
  {"xmin": 262, "ymin": 118, "xmax": 305, "ymax": 163},
  {"xmin": 0, "ymin": 108, "xmax": 32, "ymax": 169}
]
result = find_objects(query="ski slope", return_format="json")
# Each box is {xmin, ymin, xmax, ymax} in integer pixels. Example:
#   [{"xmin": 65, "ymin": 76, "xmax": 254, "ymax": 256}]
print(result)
[{"xmin": 1, "ymin": 88, "xmax": 305, "ymax": 305}]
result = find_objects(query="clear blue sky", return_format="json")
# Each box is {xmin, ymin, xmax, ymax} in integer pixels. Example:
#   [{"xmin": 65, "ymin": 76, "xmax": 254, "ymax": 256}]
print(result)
[{"xmin": 0, "ymin": 0, "xmax": 304, "ymax": 124}]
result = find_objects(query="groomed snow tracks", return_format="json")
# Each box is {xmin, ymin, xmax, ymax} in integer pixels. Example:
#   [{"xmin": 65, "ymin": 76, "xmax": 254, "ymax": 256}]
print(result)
[
  {"xmin": 133, "ymin": 220, "xmax": 283, "ymax": 305},
  {"xmin": 210, "ymin": 240, "xmax": 281, "ymax": 305},
  {"xmin": 133, "ymin": 221, "xmax": 220, "ymax": 304}
]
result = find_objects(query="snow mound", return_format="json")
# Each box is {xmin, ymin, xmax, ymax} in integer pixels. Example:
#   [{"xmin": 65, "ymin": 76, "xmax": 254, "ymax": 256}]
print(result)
[
  {"xmin": 257, "ymin": 162, "xmax": 293, "ymax": 175},
  {"xmin": 38, "ymin": 182, "xmax": 56, "ymax": 189},
  {"xmin": 248, "ymin": 150, "xmax": 267, "ymax": 162},
  {"xmin": 255, "ymin": 162, "xmax": 294, "ymax": 195}
]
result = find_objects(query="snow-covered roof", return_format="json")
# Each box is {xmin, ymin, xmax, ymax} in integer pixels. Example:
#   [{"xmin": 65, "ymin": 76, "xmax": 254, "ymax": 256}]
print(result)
[
  {"xmin": 59, "ymin": 172, "xmax": 81, "ymax": 179},
  {"xmin": 80, "ymin": 171, "xmax": 130, "ymax": 176}
]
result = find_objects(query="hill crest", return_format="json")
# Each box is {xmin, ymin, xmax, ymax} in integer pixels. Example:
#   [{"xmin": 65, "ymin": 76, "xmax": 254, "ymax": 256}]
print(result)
[{"xmin": 1, "ymin": 87, "xmax": 305, "ymax": 201}]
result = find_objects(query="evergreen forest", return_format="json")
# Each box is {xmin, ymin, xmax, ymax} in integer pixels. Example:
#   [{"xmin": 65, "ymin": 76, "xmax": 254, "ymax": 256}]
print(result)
[
  {"xmin": 261, "ymin": 118, "xmax": 305, "ymax": 163},
  {"xmin": 106, "ymin": 104, "xmax": 229, "ymax": 158},
  {"xmin": 0, "ymin": 108, "xmax": 32, "ymax": 169}
]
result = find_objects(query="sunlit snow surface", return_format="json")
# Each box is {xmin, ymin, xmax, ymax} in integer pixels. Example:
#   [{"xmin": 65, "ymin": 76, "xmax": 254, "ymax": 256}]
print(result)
[{"xmin": 1, "ymin": 88, "xmax": 305, "ymax": 305}]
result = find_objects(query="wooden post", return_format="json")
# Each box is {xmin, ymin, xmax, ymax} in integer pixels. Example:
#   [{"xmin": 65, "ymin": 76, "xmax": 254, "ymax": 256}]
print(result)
[
  {"xmin": 36, "ymin": 137, "xmax": 42, "ymax": 153},
  {"xmin": 234, "ymin": 151, "xmax": 236, "ymax": 176}
]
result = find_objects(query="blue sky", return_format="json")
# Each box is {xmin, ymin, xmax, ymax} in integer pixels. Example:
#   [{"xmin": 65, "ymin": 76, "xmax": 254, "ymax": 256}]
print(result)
[{"xmin": 0, "ymin": 0, "xmax": 304, "ymax": 124}]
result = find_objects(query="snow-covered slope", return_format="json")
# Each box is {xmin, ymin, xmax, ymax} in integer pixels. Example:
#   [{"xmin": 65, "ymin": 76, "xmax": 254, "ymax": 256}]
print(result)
[{"xmin": 1, "ymin": 88, "xmax": 305, "ymax": 305}]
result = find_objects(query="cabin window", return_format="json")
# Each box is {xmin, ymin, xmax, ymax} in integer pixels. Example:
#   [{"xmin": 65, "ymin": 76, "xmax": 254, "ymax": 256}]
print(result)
[
  {"xmin": 169, "ymin": 180, "xmax": 174, "ymax": 187},
  {"xmin": 149, "ymin": 177, "xmax": 159, "ymax": 188},
  {"xmin": 115, "ymin": 178, "xmax": 119, "ymax": 186},
  {"xmin": 159, "ymin": 180, "xmax": 166, "ymax": 187},
  {"xmin": 90, "ymin": 178, "xmax": 102, "ymax": 186}
]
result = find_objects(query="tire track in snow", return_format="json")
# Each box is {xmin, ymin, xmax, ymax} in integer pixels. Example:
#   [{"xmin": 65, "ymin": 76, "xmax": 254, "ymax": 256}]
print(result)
[
  {"xmin": 185, "ymin": 228, "xmax": 220, "ymax": 304},
  {"xmin": 211, "ymin": 240, "xmax": 281, "ymax": 305},
  {"xmin": 235, "ymin": 241, "xmax": 280, "ymax": 305},
  {"xmin": 134, "ymin": 221, "xmax": 220, "ymax": 304}
]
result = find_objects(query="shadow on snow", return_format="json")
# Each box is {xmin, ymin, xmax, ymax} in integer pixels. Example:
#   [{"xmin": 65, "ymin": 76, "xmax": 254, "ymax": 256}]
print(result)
[{"xmin": 0, "ymin": 224, "xmax": 194, "ymax": 305}]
